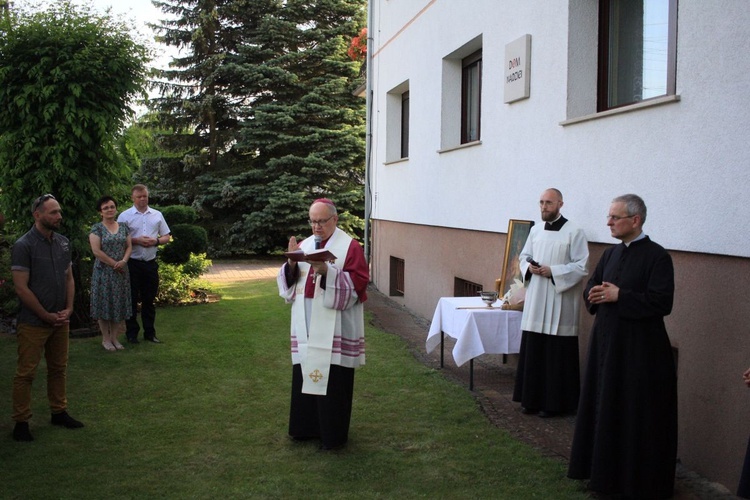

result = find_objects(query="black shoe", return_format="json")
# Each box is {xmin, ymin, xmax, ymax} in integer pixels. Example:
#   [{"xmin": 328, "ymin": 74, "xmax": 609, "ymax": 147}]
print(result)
[
  {"xmin": 145, "ymin": 337, "xmax": 162, "ymax": 343},
  {"xmin": 51, "ymin": 411, "xmax": 84, "ymax": 429},
  {"xmin": 291, "ymin": 436, "xmax": 317, "ymax": 442},
  {"xmin": 320, "ymin": 442, "xmax": 346, "ymax": 451},
  {"xmin": 538, "ymin": 410, "xmax": 558, "ymax": 418},
  {"xmin": 521, "ymin": 407, "xmax": 539, "ymax": 415},
  {"xmin": 127, "ymin": 337, "xmax": 139, "ymax": 344},
  {"xmin": 13, "ymin": 422, "xmax": 34, "ymax": 442}
]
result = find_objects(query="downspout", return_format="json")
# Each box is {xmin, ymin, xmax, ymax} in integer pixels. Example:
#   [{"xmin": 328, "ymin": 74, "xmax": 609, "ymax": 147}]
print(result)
[{"xmin": 363, "ymin": 0, "xmax": 374, "ymax": 266}]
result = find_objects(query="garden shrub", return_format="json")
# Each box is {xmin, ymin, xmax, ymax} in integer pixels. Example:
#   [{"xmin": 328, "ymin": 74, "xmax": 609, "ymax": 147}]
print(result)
[
  {"xmin": 159, "ymin": 224, "xmax": 209, "ymax": 264},
  {"xmin": 0, "ymin": 230, "xmax": 18, "ymax": 317},
  {"xmin": 160, "ymin": 205, "xmax": 198, "ymax": 225},
  {"xmin": 155, "ymin": 253, "xmax": 213, "ymax": 305}
]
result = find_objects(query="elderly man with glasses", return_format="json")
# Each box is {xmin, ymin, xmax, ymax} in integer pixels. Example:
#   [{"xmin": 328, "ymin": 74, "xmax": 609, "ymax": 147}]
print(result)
[
  {"xmin": 277, "ymin": 198, "xmax": 369, "ymax": 450},
  {"xmin": 568, "ymin": 194, "xmax": 677, "ymax": 499},
  {"xmin": 10, "ymin": 194, "xmax": 84, "ymax": 441}
]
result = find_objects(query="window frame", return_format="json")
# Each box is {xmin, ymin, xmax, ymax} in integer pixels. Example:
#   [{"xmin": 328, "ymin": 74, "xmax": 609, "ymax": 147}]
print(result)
[
  {"xmin": 400, "ymin": 91, "xmax": 410, "ymax": 159},
  {"xmin": 461, "ymin": 49, "xmax": 482, "ymax": 144},
  {"xmin": 389, "ymin": 256, "xmax": 405, "ymax": 296},
  {"xmin": 597, "ymin": 0, "xmax": 678, "ymax": 112}
]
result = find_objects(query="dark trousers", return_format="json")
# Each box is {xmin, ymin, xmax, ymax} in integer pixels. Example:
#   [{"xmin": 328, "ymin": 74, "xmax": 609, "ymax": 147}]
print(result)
[
  {"xmin": 126, "ymin": 259, "xmax": 159, "ymax": 340},
  {"xmin": 739, "ymin": 436, "xmax": 750, "ymax": 498},
  {"xmin": 289, "ymin": 364, "xmax": 355, "ymax": 449},
  {"xmin": 512, "ymin": 330, "xmax": 580, "ymax": 414}
]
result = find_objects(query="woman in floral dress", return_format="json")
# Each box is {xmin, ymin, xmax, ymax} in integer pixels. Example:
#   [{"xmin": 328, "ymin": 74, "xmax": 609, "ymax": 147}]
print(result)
[{"xmin": 89, "ymin": 196, "xmax": 132, "ymax": 351}]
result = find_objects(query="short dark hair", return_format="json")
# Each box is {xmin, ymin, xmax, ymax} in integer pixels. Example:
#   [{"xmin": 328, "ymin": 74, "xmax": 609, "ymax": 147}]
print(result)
[
  {"xmin": 31, "ymin": 194, "xmax": 56, "ymax": 214},
  {"xmin": 612, "ymin": 194, "xmax": 647, "ymax": 224},
  {"xmin": 96, "ymin": 196, "xmax": 117, "ymax": 212}
]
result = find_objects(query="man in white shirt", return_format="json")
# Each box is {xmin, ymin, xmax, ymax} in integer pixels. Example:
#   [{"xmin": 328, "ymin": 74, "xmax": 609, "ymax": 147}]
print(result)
[{"xmin": 117, "ymin": 184, "xmax": 171, "ymax": 343}]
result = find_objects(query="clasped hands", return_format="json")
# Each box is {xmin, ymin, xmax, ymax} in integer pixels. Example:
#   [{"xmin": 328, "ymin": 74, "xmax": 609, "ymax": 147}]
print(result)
[
  {"xmin": 588, "ymin": 282, "xmax": 619, "ymax": 304},
  {"xmin": 135, "ymin": 235, "xmax": 158, "ymax": 248},
  {"xmin": 529, "ymin": 263, "xmax": 552, "ymax": 279},
  {"xmin": 47, "ymin": 309, "xmax": 72, "ymax": 327}
]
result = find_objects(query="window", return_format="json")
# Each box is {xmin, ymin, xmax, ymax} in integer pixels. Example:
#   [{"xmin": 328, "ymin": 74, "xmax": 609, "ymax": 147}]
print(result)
[
  {"xmin": 400, "ymin": 91, "xmax": 410, "ymax": 158},
  {"xmin": 597, "ymin": 0, "xmax": 677, "ymax": 111},
  {"xmin": 453, "ymin": 277, "xmax": 483, "ymax": 297},
  {"xmin": 385, "ymin": 80, "xmax": 409, "ymax": 162},
  {"xmin": 389, "ymin": 256, "xmax": 405, "ymax": 296},
  {"xmin": 440, "ymin": 35, "xmax": 482, "ymax": 150},
  {"xmin": 461, "ymin": 50, "xmax": 482, "ymax": 143}
]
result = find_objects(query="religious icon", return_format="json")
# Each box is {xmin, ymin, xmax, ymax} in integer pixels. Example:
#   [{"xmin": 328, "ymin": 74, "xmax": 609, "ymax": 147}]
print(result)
[{"xmin": 498, "ymin": 219, "xmax": 534, "ymax": 298}]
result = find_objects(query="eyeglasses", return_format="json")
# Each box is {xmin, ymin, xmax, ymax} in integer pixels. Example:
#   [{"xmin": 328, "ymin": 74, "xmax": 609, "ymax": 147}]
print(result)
[
  {"xmin": 308, "ymin": 215, "xmax": 335, "ymax": 227},
  {"xmin": 607, "ymin": 214, "xmax": 636, "ymax": 221},
  {"xmin": 32, "ymin": 194, "xmax": 56, "ymax": 213}
]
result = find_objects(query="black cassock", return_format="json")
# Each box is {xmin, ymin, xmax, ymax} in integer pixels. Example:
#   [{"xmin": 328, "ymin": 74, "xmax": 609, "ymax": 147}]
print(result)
[{"xmin": 568, "ymin": 236, "xmax": 677, "ymax": 499}]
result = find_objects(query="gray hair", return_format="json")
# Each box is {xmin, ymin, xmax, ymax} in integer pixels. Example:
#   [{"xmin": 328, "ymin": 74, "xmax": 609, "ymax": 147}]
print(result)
[{"xmin": 612, "ymin": 194, "xmax": 647, "ymax": 224}]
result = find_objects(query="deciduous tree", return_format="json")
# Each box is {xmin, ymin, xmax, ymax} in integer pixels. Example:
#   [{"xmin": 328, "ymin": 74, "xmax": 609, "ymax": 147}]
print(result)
[{"xmin": 0, "ymin": 0, "xmax": 149, "ymax": 326}]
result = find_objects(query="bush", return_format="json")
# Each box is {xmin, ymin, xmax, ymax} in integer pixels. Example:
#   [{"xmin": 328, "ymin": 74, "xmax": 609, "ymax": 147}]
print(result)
[
  {"xmin": 0, "ymin": 233, "xmax": 18, "ymax": 318},
  {"xmin": 156, "ymin": 253, "xmax": 213, "ymax": 305},
  {"xmin": 159, "ymin": 224, "xmax": 209, "ymax": 264},
  {"xmin": 160, "ymin": 205, "xmax": 199, "ymax": 225},
  {"xmin": 180, "ymin": 252, "xmax": 211, "ymax": 278}
]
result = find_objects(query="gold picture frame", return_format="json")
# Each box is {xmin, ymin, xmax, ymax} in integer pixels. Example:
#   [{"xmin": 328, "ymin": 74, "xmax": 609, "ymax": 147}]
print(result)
[{"xmin": 497, "ymin": 219, "xmax": 535, "ymax": 298}]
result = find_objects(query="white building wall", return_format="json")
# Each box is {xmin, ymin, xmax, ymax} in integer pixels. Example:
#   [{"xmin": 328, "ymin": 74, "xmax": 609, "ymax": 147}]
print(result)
[
  {"xmin": 370, "ymin": 0, "xmax": 750, "ymax": 258},
  {"xmin": 367, "ymin": 0, "xmax": 750, "ymax": 492}
]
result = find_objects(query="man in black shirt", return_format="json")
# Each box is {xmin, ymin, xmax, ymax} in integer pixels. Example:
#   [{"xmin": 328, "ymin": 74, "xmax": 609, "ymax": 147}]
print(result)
[{"xmin": 11, "ymin": 194, "xmax": 84, "ymax": 442}]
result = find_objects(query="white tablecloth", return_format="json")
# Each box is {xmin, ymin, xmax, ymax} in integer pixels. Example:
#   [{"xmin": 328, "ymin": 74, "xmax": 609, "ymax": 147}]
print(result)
[{"xmin": 426, "ymin": 297, "xmax": 523, "ymax": 367}]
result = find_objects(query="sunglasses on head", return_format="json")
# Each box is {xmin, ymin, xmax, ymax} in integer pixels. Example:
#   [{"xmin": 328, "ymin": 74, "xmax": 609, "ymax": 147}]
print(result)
[{"xmin": 32, "ymin": 194, "xmax": 56, "ymax": 213}]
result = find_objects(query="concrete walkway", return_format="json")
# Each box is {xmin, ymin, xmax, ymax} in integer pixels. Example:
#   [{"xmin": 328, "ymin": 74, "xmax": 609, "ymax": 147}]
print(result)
[
  {"xmin": 203, "ymin": 260, "xmax": 735, "ymax": 499},
  {"xmin": 202, "ymin": 259, "xmax": 283, "ymax": 282}
]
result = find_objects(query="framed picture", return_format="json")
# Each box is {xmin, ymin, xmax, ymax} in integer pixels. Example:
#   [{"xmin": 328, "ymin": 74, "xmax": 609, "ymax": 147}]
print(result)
[{"xmin": 497, "ymin": 219, "xmax": 535, "ymax": 298}]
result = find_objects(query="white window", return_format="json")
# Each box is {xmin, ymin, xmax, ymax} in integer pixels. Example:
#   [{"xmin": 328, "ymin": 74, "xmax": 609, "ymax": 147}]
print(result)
[
  {"xmin": 565, "ymin": 0, "xmax": 677, "ymax": 120},
  {"xmin": 385, "ymin": 80, "xmax": 410, "ymax": 163},
  {"xmin": 440, "ymin": 35, "xmax": 482, "ymax": 150},
  {"xmin": 461, "ymin": 50, "xmax": 482, "ymax": 143},
  {"xmin": 598, "ymin": 0, "xmax": 677, "ymax": 111}
]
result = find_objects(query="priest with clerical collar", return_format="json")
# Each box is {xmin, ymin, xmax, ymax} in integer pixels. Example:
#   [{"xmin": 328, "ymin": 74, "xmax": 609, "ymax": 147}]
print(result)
[
  {"xmin": 512, "ymin": 188, "xmax": 589, "ymax": 418},
  {"xmin": 277, "ymin": 198, "xmax": 369, "ymax": 451},
  {"xmin": 568, "ymin": 194, "xmax": 677, "ymax": 499}
]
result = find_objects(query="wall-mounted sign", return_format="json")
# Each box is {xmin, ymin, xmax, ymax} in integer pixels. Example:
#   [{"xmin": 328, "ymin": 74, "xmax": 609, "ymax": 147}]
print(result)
[{"xmin": 504, "ymin": 34, "xmax": 531, "ymax": 103}]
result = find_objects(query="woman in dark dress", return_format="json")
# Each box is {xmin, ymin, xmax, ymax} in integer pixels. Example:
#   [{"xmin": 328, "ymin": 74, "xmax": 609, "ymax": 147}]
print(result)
[{"xmin": 89, "ymin": 196, "xmax": 132, "ymax": 351}]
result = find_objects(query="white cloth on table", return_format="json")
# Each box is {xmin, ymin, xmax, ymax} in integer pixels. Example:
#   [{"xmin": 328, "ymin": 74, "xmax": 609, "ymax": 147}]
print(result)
[{"xmin": 426, "ymin": 297, "xmax": 522, "ymax": 367}]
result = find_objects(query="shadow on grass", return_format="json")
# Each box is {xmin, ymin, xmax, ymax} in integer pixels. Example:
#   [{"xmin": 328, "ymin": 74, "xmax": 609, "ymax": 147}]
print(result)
[{"xmin": 0, "ymin": 280, "xmax": 588, "ymax": 499}]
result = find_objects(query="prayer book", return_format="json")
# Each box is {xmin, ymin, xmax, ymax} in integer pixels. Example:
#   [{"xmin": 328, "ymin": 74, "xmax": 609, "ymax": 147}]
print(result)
[{"xmin": 284, "ymin": 248, "xmax": 337, "ymax": 262}]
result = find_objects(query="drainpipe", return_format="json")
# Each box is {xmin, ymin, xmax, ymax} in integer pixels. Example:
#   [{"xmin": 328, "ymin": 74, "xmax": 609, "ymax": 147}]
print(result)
[{"xmin": 363, "ymin": 0, "xmax": 374, "ymax": 266}]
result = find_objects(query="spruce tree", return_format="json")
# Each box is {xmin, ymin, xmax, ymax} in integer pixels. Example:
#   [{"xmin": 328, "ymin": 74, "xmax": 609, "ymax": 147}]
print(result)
[
  {"xmin": 146, "ymin": 0, "xmax": 273, "ymax": 205},
  {"xmin": 145, "ymin": 0, "xmax": 366, "ymax": 254},
  {"xmin": 228, "ymin": 0, "xmax": 367, "ymax": 253}
]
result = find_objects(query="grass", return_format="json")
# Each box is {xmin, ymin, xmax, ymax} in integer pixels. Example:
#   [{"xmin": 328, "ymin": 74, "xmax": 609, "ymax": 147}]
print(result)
[{"xmin": 0, "ymin": 279, "xmax": 588, "ymax": 499}]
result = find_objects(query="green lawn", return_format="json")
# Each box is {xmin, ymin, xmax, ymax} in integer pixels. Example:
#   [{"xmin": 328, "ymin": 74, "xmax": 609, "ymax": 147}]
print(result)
[{"xmin": 0, "ymin": 279, "xmax": 587, "ymax": 499}]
